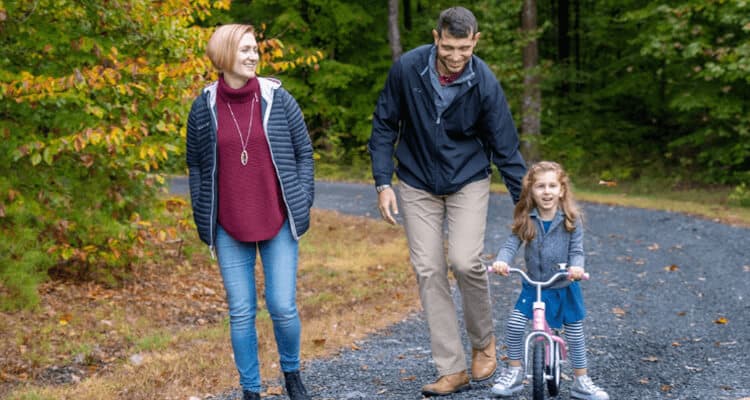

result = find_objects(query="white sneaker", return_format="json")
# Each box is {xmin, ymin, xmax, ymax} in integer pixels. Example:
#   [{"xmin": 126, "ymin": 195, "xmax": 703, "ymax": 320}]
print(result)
[
  {"xmin": 490, "ymin": 366, "xmax": 524, "ymax": 397},
  {"xmin": 571, "ymin": 375, "xmax": 609, "ymax": 400}
]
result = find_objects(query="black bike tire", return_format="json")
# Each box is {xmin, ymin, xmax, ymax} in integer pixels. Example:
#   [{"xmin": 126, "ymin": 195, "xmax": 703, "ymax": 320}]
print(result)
[
  {"xmin": 546, "ymin": 342, "xmax": 560, "ymax": 396},
  {"xmin": 533, "ymin": 340, "xmax": 545, "ymax": 400}
]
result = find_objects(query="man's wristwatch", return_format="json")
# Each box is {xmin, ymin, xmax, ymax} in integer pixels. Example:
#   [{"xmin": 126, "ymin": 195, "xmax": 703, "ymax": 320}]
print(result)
[{"xmin": 376, "ymin": 184, "xmax": 391, "ymax": 193}]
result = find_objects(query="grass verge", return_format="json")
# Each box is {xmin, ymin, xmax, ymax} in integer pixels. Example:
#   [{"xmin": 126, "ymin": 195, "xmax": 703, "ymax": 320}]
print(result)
[{"xmin": 0, "ymin": 203, "xmax": 418, "ymax": 400}]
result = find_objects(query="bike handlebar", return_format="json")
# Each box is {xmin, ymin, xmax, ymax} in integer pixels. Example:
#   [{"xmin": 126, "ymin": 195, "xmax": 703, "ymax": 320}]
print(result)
[{"xmin": 488, "ymin": 266, "xmax": 589, "ymax": 287}]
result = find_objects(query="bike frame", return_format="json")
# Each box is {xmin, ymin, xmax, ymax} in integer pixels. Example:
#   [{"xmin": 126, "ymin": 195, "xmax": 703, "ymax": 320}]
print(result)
[
  {"xmin": 508, "ymin": 265, "xmax": 588, "ymax": 381},
  {"xmin": 522, "ymin": 276, "xmax": 568, "ymax": 379}
]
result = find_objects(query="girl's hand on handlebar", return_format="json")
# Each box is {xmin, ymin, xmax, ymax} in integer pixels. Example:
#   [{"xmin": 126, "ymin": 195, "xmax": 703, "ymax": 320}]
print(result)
[
  {"xmin": 567, "ymin": 266, "xmax": 586, "ymax": 281},
  {"xmin": 489, "ymin": 261, "xmax": 510, "ymax": 276}
]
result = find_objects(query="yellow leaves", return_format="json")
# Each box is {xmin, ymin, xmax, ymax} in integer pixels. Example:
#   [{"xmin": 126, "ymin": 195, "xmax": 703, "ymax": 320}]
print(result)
[
  {"xmin": 212, "ymin": 0, "xmax": 231, "ymax": 10},
  {"xmin": 59, "ymin": 313, "xmax": 72, "ymax": 326},
  {"xmin": 85, "ymin": 105, "xmax": 105, "ymax": 119},
  {"xmin": 30, "ymin": 153, "xmax": 42, "ymax": 166},
  {"xmin": 714, "ymin": 316, "xmax": 728, "ymax": 324}
]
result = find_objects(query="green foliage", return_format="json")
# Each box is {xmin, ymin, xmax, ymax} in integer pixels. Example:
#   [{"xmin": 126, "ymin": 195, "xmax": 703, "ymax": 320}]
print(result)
[
  {"xmin": 0, "ymin": 0, "xmax": 222, "ymax": 309},
  {"xmin": 207, "ymin": 0, "xmax": 393, "ymax": 165},
  {"xmin": 0, "ymin": 0, "xmax": 318, "ymax": 309},
  {"xmin": 620, "ymin": 0, "xmax": 750, "ymax": 183},
  {"xmin": 729, "ymin": 183, "xmax": 750, "ymax": 207}
]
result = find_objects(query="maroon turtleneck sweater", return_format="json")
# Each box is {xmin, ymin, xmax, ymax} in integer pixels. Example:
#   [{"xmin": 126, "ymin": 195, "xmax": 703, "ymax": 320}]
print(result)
[{"xmin": 216, "ymin": 76, "xmax": 285, "ymax": 242}]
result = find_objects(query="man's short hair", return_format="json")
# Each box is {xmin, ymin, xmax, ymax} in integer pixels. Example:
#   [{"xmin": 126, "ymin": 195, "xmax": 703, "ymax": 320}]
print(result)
[
  {"xmin": 206, "ymin": 24, "xmax": 255, "ymax": 72},
  {"xmin": 435, "ymin": 7, "xmax": 478, "ymax": 38}
]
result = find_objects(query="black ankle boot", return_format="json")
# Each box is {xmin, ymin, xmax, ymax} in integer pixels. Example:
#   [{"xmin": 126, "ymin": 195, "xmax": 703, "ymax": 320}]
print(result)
[
  {"xmin": 284, "ymin": 370, "xmax": 311, "ymax": 400},
  {"xmin": 242, "ymin": 390, "xmax": 260, "ymax": 400}
]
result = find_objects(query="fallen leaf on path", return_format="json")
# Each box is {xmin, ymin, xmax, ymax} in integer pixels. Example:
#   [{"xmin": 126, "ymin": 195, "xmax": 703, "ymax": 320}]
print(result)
[
  {"xmin": 676, "ymin": 311, "xmax": 686, "ymax": 316},
  {"xmin": 671, "ymin": 341, "xmax": 681, "ymax": 347},
  {"xmin": 661, "ymin": 384, "xmax": 673, "ymax": 392},
  {"xmin": 639, "ymin": 377, "xmax": 650, "ymax": 384},
  {"xmin": 647, "ymin": 243, "xmax": 660, "ymax": 251},
  {"xmin": 664, "ymin": 264, "xmax": 679, "ymax": 272},
  {"xmin": 612, "ymin": 307, "xmax": 626, "ymax": 317},
  {"xmin": 714, "ymin": 316, "xmax": 728, "ymax": 324},
  {"xmin": 264, "ymin": 386, "xmax": 284, "ymax": 395},
  {"xmin": 641, "ymin": 356, "xmax": 659, "ymax": 362},
  {"xmin": 402, "ymin": 375, "xmax": 416, "ymax": 381},
  {"xmin": 59, "ymin": 313, "xmax": 72, "ymax": 326}
]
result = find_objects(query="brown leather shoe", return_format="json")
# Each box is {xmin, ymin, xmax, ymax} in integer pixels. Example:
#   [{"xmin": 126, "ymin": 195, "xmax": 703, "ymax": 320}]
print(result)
[
  {"xmin": 471, "ymin": 336, "xmax": 497, "ymax": 381},
  {"xmin": 421, "ymin": 370, "xmax": 470, "ymax": 396}
]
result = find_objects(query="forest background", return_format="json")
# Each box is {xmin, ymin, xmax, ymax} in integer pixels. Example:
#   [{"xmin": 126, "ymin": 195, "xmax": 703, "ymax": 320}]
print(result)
[{"xmin": 1, "ymin": 0, "xmax": 749, "ymax": 310}]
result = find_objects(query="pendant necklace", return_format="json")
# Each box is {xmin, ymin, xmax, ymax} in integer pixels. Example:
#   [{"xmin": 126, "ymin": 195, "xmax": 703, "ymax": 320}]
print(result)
[{"xmin": 226, "ymin": 93, "xmax": 258, "ymax": 166}]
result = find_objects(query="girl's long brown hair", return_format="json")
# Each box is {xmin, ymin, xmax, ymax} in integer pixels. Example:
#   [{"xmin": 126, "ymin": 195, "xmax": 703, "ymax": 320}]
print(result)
[{"xmin": 511, "ymin": 161, "xmax": 582, "ymax": 242}]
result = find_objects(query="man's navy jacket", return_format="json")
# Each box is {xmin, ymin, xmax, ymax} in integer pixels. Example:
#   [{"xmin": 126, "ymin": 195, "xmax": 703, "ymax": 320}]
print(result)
[{"xmin": 369, "ymin": 44, "xmax": 526, "ymax": 202}]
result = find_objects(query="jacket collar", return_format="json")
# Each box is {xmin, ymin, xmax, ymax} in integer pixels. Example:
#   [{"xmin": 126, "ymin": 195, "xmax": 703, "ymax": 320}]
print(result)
[
  {"xmin": 428, "ymin": 45, "xmax": 475, "ymax": 87},
  {"xmin": 413, "ymin": 45, "xmax": 478, "ymax": 89},
  {"xmin": 203, "ymin": 76, "xmax": 281, "ymax": 108},
  {"xmin": 530, "ymin": 208, "xmax": 565, "ymax": 233}
]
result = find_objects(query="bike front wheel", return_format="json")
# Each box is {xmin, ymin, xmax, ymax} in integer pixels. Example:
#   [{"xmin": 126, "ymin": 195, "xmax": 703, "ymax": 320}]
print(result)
[
  {"xmin": 546, "ymin": 341, "xmax": 561, "ymax": 396},
  {"xmin": 532, "ymin": 340, "xmax": 545, "ymax": 400}
]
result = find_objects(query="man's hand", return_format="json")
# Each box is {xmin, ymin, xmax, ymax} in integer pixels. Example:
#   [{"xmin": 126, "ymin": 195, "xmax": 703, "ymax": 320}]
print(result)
[{"xmin": 377, "ymin": 187, "xmax": 399, "ymax": 225}]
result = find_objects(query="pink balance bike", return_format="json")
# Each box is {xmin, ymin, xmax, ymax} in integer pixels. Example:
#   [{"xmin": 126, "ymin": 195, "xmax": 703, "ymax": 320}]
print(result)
[{"xmin": 489, "ymin": 263, "xmax": 588, "ymax": 400}]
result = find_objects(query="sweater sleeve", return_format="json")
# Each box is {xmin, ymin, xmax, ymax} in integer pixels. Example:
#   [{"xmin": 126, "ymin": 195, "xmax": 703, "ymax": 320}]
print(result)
[
  {"xmin": 496, "ymin": 233, "xmax": 523, "ymax": 265},
  {"xmin": 568, "ymin": 220, "xmax": 585, "ymax": 268}
]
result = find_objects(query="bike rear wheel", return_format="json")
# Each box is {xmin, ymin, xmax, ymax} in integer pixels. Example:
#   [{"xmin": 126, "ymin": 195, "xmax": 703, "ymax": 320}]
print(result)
[{"xmin": 532, "ymin": 340, "xmax": 545, "ymax": 400}]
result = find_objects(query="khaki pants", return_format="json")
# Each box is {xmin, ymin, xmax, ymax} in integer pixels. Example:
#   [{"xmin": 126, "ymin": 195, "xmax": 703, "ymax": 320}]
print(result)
[{"xmin": 399, "ymin": 177, "xmax": 494, "ymax": 376}]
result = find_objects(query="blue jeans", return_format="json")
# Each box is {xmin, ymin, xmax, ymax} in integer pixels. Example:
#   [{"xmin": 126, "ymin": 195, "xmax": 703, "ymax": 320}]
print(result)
[{"xmin": 215, "ymin": 221, "xmax": 301, "ymax": 392}]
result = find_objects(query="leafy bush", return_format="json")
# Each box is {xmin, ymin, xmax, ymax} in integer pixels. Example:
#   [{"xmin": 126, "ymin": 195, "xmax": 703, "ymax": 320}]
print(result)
[{"xmin": 0, "ymin": 0, "xmax": 318, "ymax": 309}]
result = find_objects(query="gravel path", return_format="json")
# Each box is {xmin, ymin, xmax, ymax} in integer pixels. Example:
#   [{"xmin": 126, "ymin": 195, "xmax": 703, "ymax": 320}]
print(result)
[{"xmin": 179, "ymin": 179, "xmax": 749, "ymax": 400}]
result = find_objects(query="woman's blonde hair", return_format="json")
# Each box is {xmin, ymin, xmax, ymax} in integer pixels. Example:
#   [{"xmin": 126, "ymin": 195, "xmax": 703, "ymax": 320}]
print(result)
[
  {"xmin": 206, "ymin": 24, "xmax": 255, "ymax": 72},
  {"xmin": 511, "ymin": 161, "xmax": 582, "ymax": 241}
]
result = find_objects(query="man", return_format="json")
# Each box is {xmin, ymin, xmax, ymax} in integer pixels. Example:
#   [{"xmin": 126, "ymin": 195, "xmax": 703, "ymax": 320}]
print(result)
[{"xmin": 368, "ymin": 6, "xmax": 526, "ymax": 397}]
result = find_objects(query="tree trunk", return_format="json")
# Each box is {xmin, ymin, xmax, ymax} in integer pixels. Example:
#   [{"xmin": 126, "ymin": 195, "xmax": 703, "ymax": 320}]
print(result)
[
  {"xmin": 404, "ymin": 0, "xmax": 412, "ymax": 30},
  {"xmin": 522, "ymin": 0, "xmax": 541, "ymax": 163},
  {"xmin": 558, "ymin": 0, "xmax": 570, "ymax": 95},
  {"xmin": 388, "ymin": 0, "xmax": 402, "ymax": 61}
]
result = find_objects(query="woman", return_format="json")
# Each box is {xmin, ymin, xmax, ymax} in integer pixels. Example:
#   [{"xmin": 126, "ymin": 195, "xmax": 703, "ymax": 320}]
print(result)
[{"xmin": 186, "ymin": 24, "xmax": 314, "ymax": 400}]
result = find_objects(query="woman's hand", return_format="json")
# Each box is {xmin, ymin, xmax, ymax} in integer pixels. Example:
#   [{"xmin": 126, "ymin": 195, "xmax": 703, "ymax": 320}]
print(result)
[
  {"xmin": 568, "ymin": 266, "xmax": 585, "ymax": 280},
  {"xmin": 490, "ymin": 261, "xmax": 510, "ymax": 276}
]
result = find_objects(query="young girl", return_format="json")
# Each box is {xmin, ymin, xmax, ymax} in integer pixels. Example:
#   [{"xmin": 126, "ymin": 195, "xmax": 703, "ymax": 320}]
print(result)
[{"xmin": 489, "ymin": 161, "xmax": 609, "ymax": 400}]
